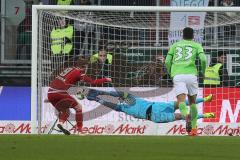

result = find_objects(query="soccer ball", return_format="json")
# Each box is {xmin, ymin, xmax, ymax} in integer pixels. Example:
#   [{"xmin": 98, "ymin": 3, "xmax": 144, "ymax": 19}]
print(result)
[{"xmin": 76, "ymin": 94, "xmax": 85, "ymax": 100}]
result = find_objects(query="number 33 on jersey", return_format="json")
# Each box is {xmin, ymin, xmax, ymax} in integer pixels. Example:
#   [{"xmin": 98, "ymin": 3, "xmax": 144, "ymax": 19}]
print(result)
[{"xmin": 165, "ymin": 40, "xmax": 207, "ymax": 78}]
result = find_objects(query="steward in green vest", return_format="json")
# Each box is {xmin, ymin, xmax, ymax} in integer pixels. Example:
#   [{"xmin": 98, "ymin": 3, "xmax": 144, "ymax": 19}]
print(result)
[
  {"xmin": 90, "ymin": 52, "xmax": 113, "ymax": 64},
  {"xmin": 203, "ymin": 63, "xmax": 222, "ymax": 85},
  {"xmin": 50, "ymin": 25, "xmax": 74, "ymax": 55},
  {"xmin": 203, "ymin": 51, "xmax": 230, "ymax": 87},
  {"xmin": 57, "ymin": 0, "xmax": 73, "ymax": 5},
  {"xmin": 90, "ymin": 49, "xmax": 113, "ymax": 87}
]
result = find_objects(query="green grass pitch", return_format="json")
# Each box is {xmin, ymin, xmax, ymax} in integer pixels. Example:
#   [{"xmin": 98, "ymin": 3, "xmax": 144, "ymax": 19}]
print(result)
[{"xmin": 0, "ymin": 135, "xmax": 240, "ymax": 160}]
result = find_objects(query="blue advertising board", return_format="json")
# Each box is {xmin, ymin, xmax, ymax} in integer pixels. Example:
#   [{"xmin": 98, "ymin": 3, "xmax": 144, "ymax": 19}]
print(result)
[{"xmin": 0, "ymin": 87, "xmax": 31, "ymax": 120}]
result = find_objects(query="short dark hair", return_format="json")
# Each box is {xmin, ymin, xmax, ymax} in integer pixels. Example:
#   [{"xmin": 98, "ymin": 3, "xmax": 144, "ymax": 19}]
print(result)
[
  {"xmin": 218, "ymin": 50, "xmax": 228, "ymax": 57},
  {"xmin": 183, "ymin": 27, "xmax": 194, "ymax": 40}
]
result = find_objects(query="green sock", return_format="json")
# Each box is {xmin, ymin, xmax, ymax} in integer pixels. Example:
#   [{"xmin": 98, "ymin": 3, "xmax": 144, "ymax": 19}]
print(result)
[
  {"xmin": 179, "ymin": 102, "xmax": 188, "ymax": 117},
  {"xmin": 190, "ymin": 104, "xmax": 198, "ymax": 129}
]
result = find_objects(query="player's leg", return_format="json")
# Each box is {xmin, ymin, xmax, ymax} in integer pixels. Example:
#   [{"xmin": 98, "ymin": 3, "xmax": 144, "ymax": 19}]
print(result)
[
  {"xmin": 152, "ymin": 112, "xmax": 175, "ymax": 123},
  {"xmin": 184, "ymin": 94, "xmax": 213, "ymax": 105},
  {"xmin": 176, "ymin": 95, "xmax": 188, "ymax": 117},
  {"xmin": 55, "ymin": 94, "xmax": 83, "ymax": 135},
  {"xmin": 58, "ymin": 109, "xmax": 70, "ymax": 125},
  {"xmin": 175, "ymin": 112, "xmax": 215, "ymax": 121},
  {"xmin": 63, "ymin": 96, "xmax": 85, "ymax": 132},
  {"xmin": 173, "ymin": 75, "xmax": 192, "ymax": 133},
  {"xmin": 176, "ymin": 94, "xmax": 188, "ymax": 116},
  {"xmin": 72, "ymin": 104, "xmax": 83, "ymax": 132},
  {"xmin": 57, "ymin": 110, "xmax": 71, "ymax": 135},
  {"xmin": 173, "ymin": 93, "xmax": 214, "ymax": 110},
  {"xmin": 173, "ymin": 75, "xmax": 189, "ymax": 117},
  {"xmin": 174, "ymin": 113, "xmax": 182, "ymax": 120},
  {"xmin": 47, "ymin": 92, "xmax": 72, "ymax": 135},
  {"xmin": 55, "ymin": 99, "xmax": 72, "ymax": 135},
  {"xmin": 186, "ymin": 75, "xmax": 199, "ymax": 135},
  {"xmin": 197, "ymin": 112, "xmax": 215, "ymax": 119},
  {"xmin": 188, "ymin": 94, "xmax": 197, "ymax": 135}
]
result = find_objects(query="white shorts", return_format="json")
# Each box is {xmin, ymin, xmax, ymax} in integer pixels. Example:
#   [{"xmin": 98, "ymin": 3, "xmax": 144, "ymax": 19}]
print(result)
[{"xmin": 173, "ymin": 74, "xmax": 198, "ymax": 96}]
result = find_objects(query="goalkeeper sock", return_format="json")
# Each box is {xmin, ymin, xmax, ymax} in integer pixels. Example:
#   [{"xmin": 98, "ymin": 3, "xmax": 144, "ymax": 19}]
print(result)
[
  {"xmin": 203, "ymin": 94, "xmax": 213, "ymax": 102},
  {"xmin": 203, "ymin": 113, "xmax": 215, "ymax": 118},
  {"xmin": 197, "ymin": 114, "xmax": 204, "ymax": 119},
  {"xmin": 190, "ymin": 104, "xmax": 198, "ymax": 129},
  {"xmin": 179, "ymin": 102, "xmax": 188, "ymax": 117},
  {"xmin": 195, "ymin": 98, "xmax": 204, "ymax": 104},
  {"xmin": 196, "ymin": 113, "xmax": 215, "ymax": 119}
]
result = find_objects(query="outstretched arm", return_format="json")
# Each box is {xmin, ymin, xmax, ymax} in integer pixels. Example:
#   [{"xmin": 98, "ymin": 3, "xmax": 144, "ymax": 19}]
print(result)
[
  {"xmin": 81, "ymin": 75, "xmax": 111, "ymax": 85},
  {"xmin": 199, "ymin": 53, "xmax": 207, "ymax": 75},
  {"xmin": 198, "ymin": 45, "xmax": 207, "ymax": 75},
  {"xmin": 165, "ymin": 45, "xmax": 174, "ymax": 76},
  {"xmin": 88, "ymin": 89, "xmax": 130, "ymax": 98},
  {"xmin": 165, "ymin": 54, "xmax": 173, "ymax": 76},
  {"xmin": 86, "ymin": 89, "xmax": 136, "ymax": 106},
  {"xmin": 90, "ymin": 96, "xmax": 121, "ymax": 111}
]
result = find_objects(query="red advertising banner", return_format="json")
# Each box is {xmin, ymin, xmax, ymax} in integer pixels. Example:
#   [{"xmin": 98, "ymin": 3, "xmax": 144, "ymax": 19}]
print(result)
[{"xmin": 203, "ymin": 88, "xmax": 240, "ymax": 122}]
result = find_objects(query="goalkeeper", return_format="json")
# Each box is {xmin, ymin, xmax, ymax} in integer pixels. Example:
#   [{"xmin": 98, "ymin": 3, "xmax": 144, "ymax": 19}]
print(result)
[{"xmin": 82, "ymin": 89, "xmax": 214, "ymax": 124}]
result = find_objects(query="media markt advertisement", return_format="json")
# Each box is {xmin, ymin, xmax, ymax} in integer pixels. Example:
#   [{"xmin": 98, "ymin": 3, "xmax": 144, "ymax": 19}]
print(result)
[{"xmin": 1, "ymin": 121, "xmax": 240, "ymax": 136}]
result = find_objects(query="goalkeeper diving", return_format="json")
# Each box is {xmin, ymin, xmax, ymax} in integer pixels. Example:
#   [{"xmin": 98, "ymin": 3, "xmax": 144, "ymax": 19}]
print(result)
[{"xmin": 79, "ymin": 89, "xmax": 215, "ymax": 123}]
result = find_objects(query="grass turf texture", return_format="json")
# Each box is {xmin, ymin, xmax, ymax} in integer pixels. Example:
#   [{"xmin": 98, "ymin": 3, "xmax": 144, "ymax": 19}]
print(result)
[{"xmin": 0, "ymin": 135, "xmax": 240, "ymax": 160}]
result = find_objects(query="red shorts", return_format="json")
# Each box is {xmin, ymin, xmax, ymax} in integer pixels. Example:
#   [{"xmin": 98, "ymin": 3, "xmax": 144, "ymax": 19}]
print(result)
[{"xmin": 47, "ymin": 89, "xmax": 78, "ymax": 111}]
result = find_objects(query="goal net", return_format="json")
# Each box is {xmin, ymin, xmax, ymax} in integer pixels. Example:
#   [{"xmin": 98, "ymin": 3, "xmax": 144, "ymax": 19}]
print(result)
[{"xmin": 32, "ymin": 6, "xmax": 240, "ymax": 135}]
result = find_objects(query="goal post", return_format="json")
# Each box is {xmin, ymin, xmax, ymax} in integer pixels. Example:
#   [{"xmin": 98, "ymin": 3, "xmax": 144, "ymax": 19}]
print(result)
[
  {"xmin": 31, "ymin": 5, "xmax": 38, "ymax": 134},
  {"xmin": 32, "ymin": 5, "xmax": 240, "ymax": 135}
]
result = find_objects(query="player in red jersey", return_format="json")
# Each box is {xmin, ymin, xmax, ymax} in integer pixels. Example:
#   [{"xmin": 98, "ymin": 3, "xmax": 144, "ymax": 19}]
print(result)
[{"xmin": 47, "ymin": 57, "xmax": 112, "ymax": 135}]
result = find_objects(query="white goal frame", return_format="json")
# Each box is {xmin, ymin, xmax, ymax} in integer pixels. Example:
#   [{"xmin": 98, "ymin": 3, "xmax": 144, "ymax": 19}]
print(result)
[{"xmin": 31, "ymin": 5, "xmax": 240, "ymax": 134}]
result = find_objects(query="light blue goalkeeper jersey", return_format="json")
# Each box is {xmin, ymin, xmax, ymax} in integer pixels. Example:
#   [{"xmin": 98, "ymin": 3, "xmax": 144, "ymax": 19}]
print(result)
[
  {"xmin": 117, "ymin": 98, "xmax": 175, "ymax": 122},
  {"xmin": 118, "ymin": 97, "xmax": 153, "ymax": 119}
]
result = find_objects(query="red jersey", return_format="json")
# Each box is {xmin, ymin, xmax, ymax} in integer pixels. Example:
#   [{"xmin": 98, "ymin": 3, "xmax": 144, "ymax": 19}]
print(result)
[{"xmin": 49, "ymin": 67, "xmax": 108, "ymax": 90}]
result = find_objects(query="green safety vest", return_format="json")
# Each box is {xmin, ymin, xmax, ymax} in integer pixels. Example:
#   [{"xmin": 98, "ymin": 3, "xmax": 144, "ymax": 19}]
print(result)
[
  {"xmin": 50, "ymin": 25, "xmax": 73, "ymax": 55},
  {"xmin": 203, "ymin": 63, "xmax": 222, "ymax": 85},
  {"xmin": 57, "ymin": 0, "xmax": 72, "ymax": 5},
  {"xmin": 90, "ymin": 53, "xmax": 113, "ymax": 64}
]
